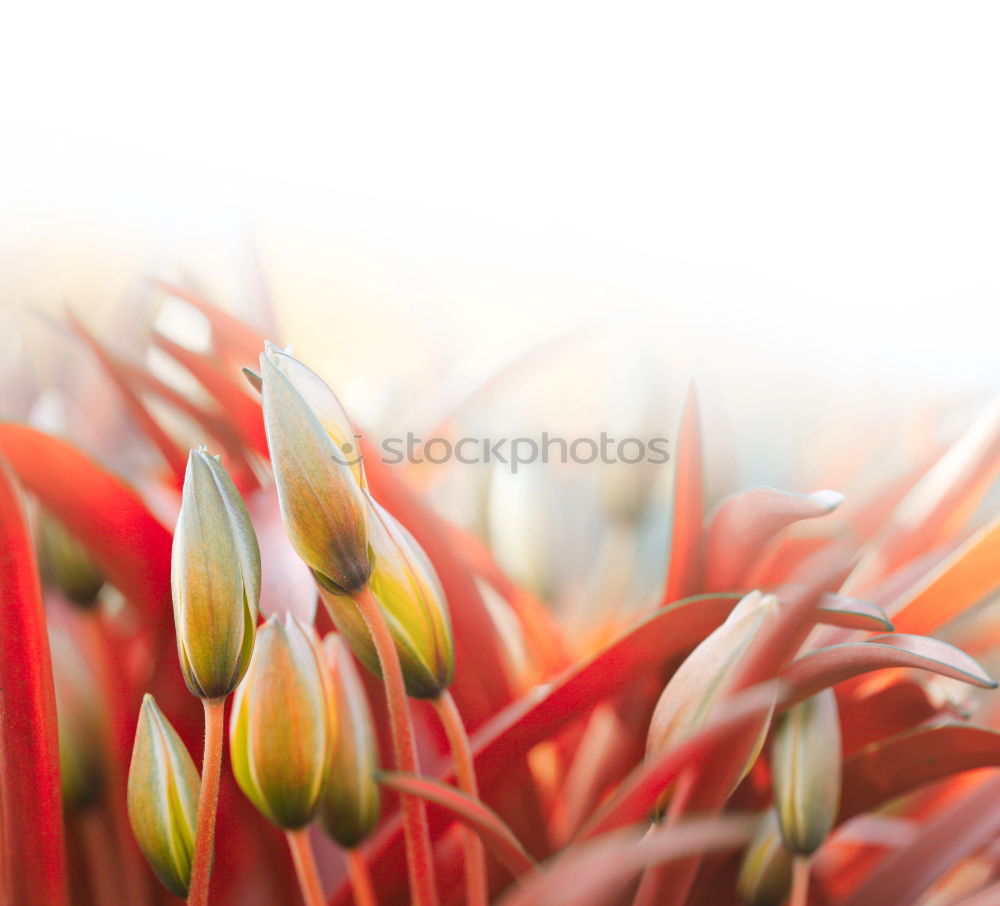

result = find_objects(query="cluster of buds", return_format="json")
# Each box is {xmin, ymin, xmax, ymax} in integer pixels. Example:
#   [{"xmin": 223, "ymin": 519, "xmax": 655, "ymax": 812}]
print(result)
[
  {"xmin": 127, "ymin": 445, "xmax": 381, "ymax": 898},
  {"xmin": 260, "ymin": 343, "xmax": 456, "ymax": 699},
  {"xmin": 229, "ymin": 614, "xmax": 380, "ymax": 841}
]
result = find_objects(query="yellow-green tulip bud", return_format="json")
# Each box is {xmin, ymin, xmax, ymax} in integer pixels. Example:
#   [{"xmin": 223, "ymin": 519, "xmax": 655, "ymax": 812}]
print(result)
[
  {"xmin": 646, "ymin": 591, "xmax": 779, "ymax": 810},
  {"xmin": 260, "ymin": 345, "xmax": 370, "ymax": 594},
  {"xmin": 317, "ymin": 500, "xmax": 454, "ymax": 699},
  {"xmin": 230, "ymin": 614, "xmax": 332, "ymax": 829},
  {"xmin": 736, "ymin": 810, "xmax": 792, "ymax": 906},
  {"xmin": 50, "ymin": 622, "xmax": 105, "ymax": 810},
  {"xmin": 172, "ymin": 447, "xmax": 260, "ymax": 700},
  {"xmin": 39, "ymin": 513, "xmax": 104, "ymax": 607},
  {"xmin": 771, "ymin": 687, "xmax": 842, "ymax": 855},
  {"xmin": 127, "ymin": 695, "xmax": 200, "ymax": 898},
  {"xmin": 319, "ymin": 634, "xmax": 381, "ymax": 848}
]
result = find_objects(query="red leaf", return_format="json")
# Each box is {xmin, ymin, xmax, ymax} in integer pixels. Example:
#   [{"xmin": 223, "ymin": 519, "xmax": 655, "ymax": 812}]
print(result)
[
  {"xmin": 782, "ymin": 634, "xmax": 997, "ymax": 705},
  {"xmin": 151, "ymin": 331, "xmax": 269, "ymax": 458},
  {"xmin": 703, "ymin": 487, "xmax": 844, "ymax": 592},
  {"xmin": 66, "ymin": 310, "xmax": 188, "ymax": 485},
  {"xmin": 495, "ymin": 815, "xmax": 755, "ymax": 906},
  {"xmin": 842, "ymin": 773, "xmax": 1000, "ymax": 906},
  {"xmin": 813, "ymin": 593, "xmax": 894, "ymax": 632},
  {"xmin": 577, "ymin": 683, "xmax": 780, "ymax": 839},
  {"xmin": 838, "ymin": 724, "xmax": 1000, "ymax": 822},
  {"xmin": 378, "ymin": 772, "xmax": 536, "ymax": 878},
  {"xmin": 149, "ymin": 278, "xmax": 268, "ymax": 365},
  {"xmin": 887, "ymin": 510, "xmax": 1000, "ymax": 635},
  {"xmin": 0, "ymin": 425, "xmax": 173, "ymax": 632},
  {"xmin": 843, "ymin": 396, "xmax": 1000, "ymax": 593},
  {"xmin": 662, "ymin": 385, "xmax": 705, "ymax": 604},
  {"xmin": 0, "ymin": 458, "xmax": 68, "ymax": 906}
]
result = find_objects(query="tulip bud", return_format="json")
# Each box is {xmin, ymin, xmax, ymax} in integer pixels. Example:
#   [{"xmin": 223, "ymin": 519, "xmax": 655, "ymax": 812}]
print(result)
[
  {"xmin": 319, "ymin": 634, "xmax": 381, "ymax": 848},
  {"xmin": 771, "ymin": 687, "xmax": 841, "ymax": 855},
  {"xmin": 172, "ymin": 448, "xmax": 260, "ymax": 700},
  {"xmin": 646, "ymin": 591, "xmax": 779, "ymax": 810},
  {"xmin": 317, "ymin": 500, "xmax": 454, "ymax": 699},
  {"xmin": 39, "ymin": 513, "xmax": 104, "ymax": 606},
  {"xmin": 230, "ymin": 614, "xmax": 332, "ymax": 829},
  {"xmin": 736, "ymin": 810, "xmax": 792, "ymax": 906},
  {"xmin": 260, "ymin": 345, "xmax": 370, "ymax": 594},
  {"xmin": 127, "ymin": 695, "xmax": 200, "ymax": 898},
  {"xmin": 49, "ymin": 621, "xmax": 104, "ymax": 810}
]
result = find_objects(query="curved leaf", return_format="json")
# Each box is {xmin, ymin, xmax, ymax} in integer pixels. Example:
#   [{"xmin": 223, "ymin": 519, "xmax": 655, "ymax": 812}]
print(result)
[
  {"xmin": 839, "ymin": 724, "xmax": 1000, "ymax": 822},
  {"xmin": 0, "ymin": 459, "xmax": 68, "ymax": 906},
  {"xmin": 496, "ymin": 815, "xmax": 755, "ymax": 906},
  {"xmin": 378, "ymin": 772, "xmax": 535, "ymax": 878},
  {"xmin": 578, "ymin": 683, "xmax": 780, "ymax": 839},
  {"xmin": 0, "ymin": 425, "xmax": 173, "ymax": 629},
  {"xmin": 888, "ymin": 510, "xmax": 1000, "ymax": 635},
  {"xmin": 843, "ymin": 773, "xmax": 1000, "ymax": 906},
  {"xmin": 703, "ymin": 486, "xmax": 843, "ymax": 592},
  {"xmin": 782, "ymin": 634, "xmax": 997, "ymax": 705},
  {"xmin": 813, "ymin": 594, "xmax": 894, "ymax": 632}
]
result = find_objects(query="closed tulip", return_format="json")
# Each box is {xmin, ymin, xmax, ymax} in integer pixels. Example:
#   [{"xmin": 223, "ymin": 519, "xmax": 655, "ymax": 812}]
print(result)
[
  {"xmin": 172, "ymin": 448, "xmax": 261, "ymax": 700},
  {"xmin": 127, "ymin": 695, "xmax": 200, "ymax": 898},
  {"xmin": 260, "ymin": 344, "xmax": 370, "ymax": 594},
  {"xmin": 317, "ymin": 499, "xmax": 454, "ymax": 699},
  {"xmin": 230, "ymin": 614, "xmax": 332, "ymax": 829}
]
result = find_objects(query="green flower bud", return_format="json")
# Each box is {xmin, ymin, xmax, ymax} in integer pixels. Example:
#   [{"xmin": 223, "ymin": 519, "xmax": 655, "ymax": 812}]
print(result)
[
  {"xmin": 771, "ymin": 687, "xmax": 842, "ymax": 855},
  {"xmin": 317, "ymin": 500, "xmax": 455, "ymax": 699},
  {"xmin": 171, "ymin": 448, "xmax": 260, "ymax": 700},
  {"xmin": 127, "ymin": 695, "xmax": 200, "ymax": 898},
  {"xmin": 736, "ymin": 810, "xmax": 792, "ymax": 906},
  {"xmin": 39, "ymin": 513, "xmax": 104, "ymax": 606},
  {"xmin": 319, "ymin": 634, "xmax": 381, "ymax": 848},
  {"xmin": 260, "ymin": 345, "xmax": 370, "ymax": 594},
  {"xmin": 49, "ymin": 621, "xmax": 104, "ymax": 811},
  {"xmin": 230, "ymin": 614, "xmax": 332, "ymax": 829},
  {"xmin": 646, "ymin": 591, "xmax": 779, "ymax": 811}
]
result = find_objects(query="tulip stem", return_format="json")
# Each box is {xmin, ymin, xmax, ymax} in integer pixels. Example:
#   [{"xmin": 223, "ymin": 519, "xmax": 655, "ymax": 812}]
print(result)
[
  {"xmin": 346, "ymin": 847, "xmax": 379, "ymax": 906},
  {"xmin": 188, "ymin": 698, "xmax": 225, "ymax": 906},
  {"xmin": 353, "ymin": 585, "xmax": 439, "ymax": 906},
  {"xmin": 286, "ymin": 829, "xmax": 326, "ymax": 906},
  {"xmin": 433, "ymin": 690, "xmax": 488, "ymax": 906},
  {"xmin": 791, "ymin": 856, "xmax": 810, "ymax": 906}
]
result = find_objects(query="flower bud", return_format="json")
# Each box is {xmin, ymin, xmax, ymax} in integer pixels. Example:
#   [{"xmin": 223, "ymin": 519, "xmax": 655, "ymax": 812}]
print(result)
[
  {"xmin": 319, "ymin": 634, "xmax": 381, "ymax": 848},
  {"xmin": 39, "ymin": 513, "xmax": 104, "ymax": 606},
  {"xmin": 172, "ymin": 448, "xmax": 261, "ymax": 699},
  {"xmin": 771, "ymin": 687, "xmax": 841, "ymax": 855},
  {"xmin": 127, "ymin": 695, "xmax": 200, "ymax": 898},
  {"xmin": 646, "ymin": 591, "xmax": 779, "ymax": 810},
  {"xmin": 260, "ymin": 345, "xmax": 370, "ymax": 594},
  {"xmin": 317, "ymin": 500, "xmax": 454, "ymax": 699},
  {"xmin": 50, "ymin": 621, "xmax": 105, "ymax": 810},
  {"xmin": 736, "ymin": 810, "xmax": 792, "ymax": 906},
  {"xmin": 230, "ymin": 614, "xmax": 332, "ymax": 829}
]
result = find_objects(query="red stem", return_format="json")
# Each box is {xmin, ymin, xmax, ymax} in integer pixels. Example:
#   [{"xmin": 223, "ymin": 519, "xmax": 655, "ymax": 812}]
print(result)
[
  {"xmin": 433, "ymin": 691, "xmax": 488, "ymax": 906},
  {"xmin": 188, "ymin": 698, "xmax": 225, "ymax": 906},
  {"xmin": 352, "ymin": 586, "xmax": 439, "ymax": 906},
  {"xmin": 0, "ymin": 460, "xmax": 68, "ymax": 906},
  {"xmin": 346, "ymin": 847, "xmax": 379, "ymax": 906},
  {"xmin": 286, "ymin": 829, "xmax": 326, "ymax": 906},
  {"xmin": 791, "ymin": 856, "xmax": 810, "ymax": 906}
]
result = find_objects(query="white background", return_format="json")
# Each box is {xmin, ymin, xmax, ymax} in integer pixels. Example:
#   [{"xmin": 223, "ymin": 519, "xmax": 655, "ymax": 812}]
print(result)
[{"xmin": 1, "ymin": 1, "xmax": 998, "ymax": 401}]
